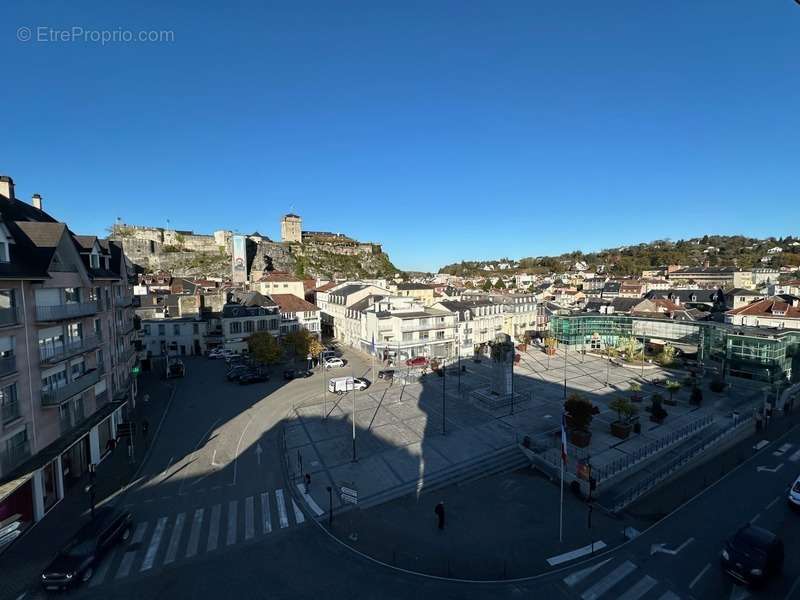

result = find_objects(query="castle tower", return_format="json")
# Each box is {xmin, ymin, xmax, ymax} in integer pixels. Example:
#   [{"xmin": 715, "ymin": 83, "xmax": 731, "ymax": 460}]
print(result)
[{"xmin": 281, "ymin": 214, "xmax": 302, "ymax": 243}]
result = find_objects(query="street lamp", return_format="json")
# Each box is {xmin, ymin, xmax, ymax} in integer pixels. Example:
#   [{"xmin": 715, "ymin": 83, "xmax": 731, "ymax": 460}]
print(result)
[{"xmin": 441, "ymin": 356, "xmax": 447, "ymax": 435}]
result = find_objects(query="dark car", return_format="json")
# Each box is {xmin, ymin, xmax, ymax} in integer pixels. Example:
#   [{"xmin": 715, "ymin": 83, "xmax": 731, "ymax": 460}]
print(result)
[
  {"xmin": 721, "ymin": 524, "xmax": 784, "ymax": 586},
  {"xmin": 284, "ymin": 368, "xmax": 313, "ymax": 380},
  {"xmin": 238, "ymin": 371, "xmax": 269, "ymax": 385},
  {"xmin": 378, "ymin": 369, "xmax": 395, "ymax": 380},
  {"xmin": 41, "ymin": 508, "xmax": 133, "ymax": 590},
  {"xmin": 226, "ymin": 365, "xmax": 250, "ymax": 381},
  {"xmin": 405, "ymin": 357, "xmax": 428, "ymax": 368}
]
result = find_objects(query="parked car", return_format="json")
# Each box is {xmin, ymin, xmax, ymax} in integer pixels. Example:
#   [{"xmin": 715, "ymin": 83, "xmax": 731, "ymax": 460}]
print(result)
[
  {"xmin": 208, "ymin": 348, "xmax": 234, "ymax": 360},
  {"xmin": 166, "ymin": 360, "xmax": 185, "ymax": 379},
  {"xmin": 328, "ymin": 376, "xmax": 354, "ymax": 393},
  {"xmin": 353, "ymin": 377, "xmax": 369, "ymax": 390},
  {"xmin": 238, "ymin": 371, "xmax": 269, "ymax": 385},
  {"xmin": 721, "ymin": 524, "xmax": 784, "ymax": 586},
  {"xmin": 324, "ymin": 357, "xmax": 345, "ymax": 369},
  {"xmin": 405, "ymin": 356, "xmax": 428, "ymax": 368},
  {"xmin": 284, "ymin": 369, "xmax": 312, "ymax": 380},
  {"xmin": 789, "ymin": 473, "xmax": 800, "ymax": 510},
  {"xmin": 378, "ymin": 369, "xmax": 395, "ymax": 381},
  {"xmin": 226, "ymin": 365, "xmax": 250, "ymax": 381},
  {"xmin": 41, "ymin": 509, "xmax": 133, "ymax": 590}
]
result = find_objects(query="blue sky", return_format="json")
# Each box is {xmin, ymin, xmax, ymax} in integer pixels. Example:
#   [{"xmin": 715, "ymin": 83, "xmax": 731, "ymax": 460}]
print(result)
[{"xmin": 2, "ymin": 1, "xmax": 799, "ymax": 272}]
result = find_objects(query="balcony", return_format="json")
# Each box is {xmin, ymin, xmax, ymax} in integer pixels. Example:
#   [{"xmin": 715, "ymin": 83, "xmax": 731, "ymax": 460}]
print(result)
[
  {"xmin": 36, "ymin": 301, "xmax": 97, "ymax": 322},
  {"xmin": 39, "ymin": 335, "xmax": 100, "ymax": 365},
  {"xmin": 0, "ymin": 439, "xmax": 30, "ymax": 473},
  {"xmin": 0, "ymin": 355, "xmax": 16, "ymax": 378},
  {"xmin": 0, "ymin": 305, "xmax": 21, "ymax": 328},
  {"xmin": 41, "ymin": 369, "xmax": 101, "ymax": 407},
  {"xmin": 1, "ymin": 401, "xmax": 20, "ymax": 425},
  {"xmin": 400, "ymin": 322, "xmax": 453, "ymax": 332},
  {"xmin": 95, "ymin": 389, "xmax": 109, "ymax": 407},
  {"xmin": 117, "ymin": 295, "xmax": 133, "ymax": 307},
  {"xmin": 59, "ymin": 404, "xmax": 86, "ymax": 435}
]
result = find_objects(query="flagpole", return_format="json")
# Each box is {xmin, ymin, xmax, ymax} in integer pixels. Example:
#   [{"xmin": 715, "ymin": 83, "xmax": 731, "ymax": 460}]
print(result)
[{"xmin": 559, "ymin": 453, "xmax": 565, "ymax": 542}]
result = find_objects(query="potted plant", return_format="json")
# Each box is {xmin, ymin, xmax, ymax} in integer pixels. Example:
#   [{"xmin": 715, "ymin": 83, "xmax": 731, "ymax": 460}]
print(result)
[
  {"xmin": 649, "ymin": 394, "xmax": 668, "ymax": 424},
  {"xmin": 629, "ymin": 381, "xmax": 642, "ymax": 403},
  {"xmin": 609, "ymin": 397, "xmax": 638, "ymax": 439},
  {"xmin": 689, "ymin": 386, "xmax": 703, "ymax": 406},
  {"xmin": 564, "ymin": 393, "xmax": 593, "ymax": 448},
  {"xmin": 544, "ymin": 337, "xmax": 558, "ymax": 356},
  {"xmin": 665, "ymin": 380, "xmax": 681, "ymax": 406}
]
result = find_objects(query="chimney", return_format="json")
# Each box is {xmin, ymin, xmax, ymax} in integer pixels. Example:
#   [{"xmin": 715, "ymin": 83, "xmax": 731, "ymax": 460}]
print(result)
[
  {"xmin": 0, "ymin": 176, "xmax": 14, "ymax": 200},
  {"xmin": 32, "ymin": 194, "xmax": 42, "ymax": 210}
]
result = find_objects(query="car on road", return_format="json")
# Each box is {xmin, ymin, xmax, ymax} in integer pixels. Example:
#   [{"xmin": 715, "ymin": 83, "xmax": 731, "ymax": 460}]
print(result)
[
  {"xmin": 720, "ymin": 524, "xmax": 784, "ymax": 586},
  {"xmin": 283, "ymin": 368, "xmax": 312, "ymax": 380},
  {"xmin": 324, "ymin": 357, "xmax": 345, "ymax": 369},
  {"xmin": 238, "ymin": 371, "xmax": 269, "ymax": 385},
  {"xmin": 41, "ymin": 508, "xmax": 133, "ymax": 590},
  {"xmin": 405, "ymin": 356, "xmax": 428, "ymax": 368},
  {"xmin": 352, "ymin": 377, "xmax": 369, "ymax": 390},
  {"xmin": 226, "ymin": 365, "xmax": 251, "ymax": 381},
  {"xmin": 789, "ymin": 474, "xmax": 800, "ymax": 510},
  {"xmin": 166, "ymin": 359, "xmax": 185, "ymax": 378},
  {"xmin": 208, "ymin": 348, "xmax": 235, "ymax": 360},
  {"xmin": 378, "ymin": 369, "xmax": 395, "ymax": 381}
]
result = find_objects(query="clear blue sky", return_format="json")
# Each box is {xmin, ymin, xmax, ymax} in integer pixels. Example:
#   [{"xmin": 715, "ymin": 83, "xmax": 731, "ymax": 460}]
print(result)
[{"xmin": 2, "ymin": 1, "xmax": 799, "ymax": 272}]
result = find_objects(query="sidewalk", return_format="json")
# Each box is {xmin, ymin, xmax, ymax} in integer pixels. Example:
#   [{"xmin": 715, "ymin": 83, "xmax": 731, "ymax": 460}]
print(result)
[{"xmin": 0, "ymin": 372, "xmax": 174, "ymax": 600}]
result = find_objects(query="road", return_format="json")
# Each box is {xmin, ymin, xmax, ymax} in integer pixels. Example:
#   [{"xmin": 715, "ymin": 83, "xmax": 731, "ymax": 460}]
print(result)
[{"xmin": 14, "ymin": 349, "xmax": 800, "ymax": 600}]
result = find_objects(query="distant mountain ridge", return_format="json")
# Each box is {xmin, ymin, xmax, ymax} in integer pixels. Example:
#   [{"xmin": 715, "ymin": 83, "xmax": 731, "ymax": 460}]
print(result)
[{"xmin": 438, "ymin": 235, "xmax": 800, "ymax": 277}]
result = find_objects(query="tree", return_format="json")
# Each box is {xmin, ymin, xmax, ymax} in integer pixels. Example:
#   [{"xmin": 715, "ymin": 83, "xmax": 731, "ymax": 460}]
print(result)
[
  {"xmin": 308, "ymin": 336, "xmax": 325, "ymax": 359},
  {"xmin": 481, "ymin": 280, "xmax": 493, "ymax": 292},
  {"xmin": 665, "ymin": 379, "xmax": 682, "ymax": 404},
  {"xmin": 248, "ymin": 331, "xmax": 282, "ymax": 366},
  {"xmin": 493, "ymin": 279, "xmax": 506, "ymax": 290},
  {"xmin": 609, "ymin": 397, "xmax": 638, "ymax": 424},
  {"xmin": 564, "ymin": 393, "xmax": 593, "ymax": 431}
]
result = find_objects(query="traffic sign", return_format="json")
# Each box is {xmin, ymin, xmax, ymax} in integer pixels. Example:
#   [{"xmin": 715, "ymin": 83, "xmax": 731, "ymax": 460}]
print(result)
[{"xmin": 340, "ymin": 486, "xmax": 358, "ymax": 505}]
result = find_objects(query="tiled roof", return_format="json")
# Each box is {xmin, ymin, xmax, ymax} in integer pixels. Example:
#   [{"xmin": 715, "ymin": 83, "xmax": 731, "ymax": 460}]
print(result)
[
  {"xmin": 258, "ymin": 271, "xmax": 303, "ymax": 283},
  {"xmin": 270, "ymin": 294, "xmax": 320, "ymax": 313},
  {"xmin": 727, "ymin": 296, "xmax": 800, "ymax": 319}
]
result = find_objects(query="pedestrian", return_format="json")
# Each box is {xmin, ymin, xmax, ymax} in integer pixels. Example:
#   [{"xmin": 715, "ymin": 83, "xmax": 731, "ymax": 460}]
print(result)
[
  {"xmin": 434, "ymin": 501, "xmax": 445, "ymax": 530},
  {"xmin": 304, "ymin": 473, "xmax": 311, "ymax": 494}
]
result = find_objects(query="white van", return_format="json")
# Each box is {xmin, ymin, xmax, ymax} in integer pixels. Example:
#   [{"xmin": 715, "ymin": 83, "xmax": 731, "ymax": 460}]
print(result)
[{"xmin": 328, "ymin": 376, "xmax": 355, "ymax": 393}]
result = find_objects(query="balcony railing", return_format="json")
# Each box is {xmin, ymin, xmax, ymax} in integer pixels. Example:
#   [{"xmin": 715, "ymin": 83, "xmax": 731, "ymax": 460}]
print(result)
[
  {"xmin": 36, "ymin": 301, "xmax": 97, "ymax": 322},
  {"xmin": 0, "ymin": 439, "xmax": 30, "ymax": 473},
  {"xmin": 1, "ymin": 401, "xmax": 20, "ymax": 425},
  {"xmin": 117, "ymin": 295, "xmax": 133, "ymax": 307},
  {"xmin": 0, "ymin": 355, "xmax": 16, "ymax": 378},
  {"xmin": 41, "ymin": 369, "xmax": 100, "ymax": 407},
  {"xmin": 39, "ymin": 335, "xmax": 100, "ymax": 365},
  {"xmin": 400, "ymin": 322, "xmax": 453, "ymax": 332},
  {"xmin": 59, "ymin": 404, "xmax": 86, "ymax": 435},
  {"xmin": 0, "ymin": 305, "xmax": 21, "ymax": 328},
  {"xmin": 95, "ymin": 389, "xmax": 109, "ymax": 407}
]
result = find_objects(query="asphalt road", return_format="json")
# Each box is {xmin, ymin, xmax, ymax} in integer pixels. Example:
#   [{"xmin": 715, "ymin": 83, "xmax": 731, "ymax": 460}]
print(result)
[{"xmin": 17, "ymin": 349, "xmax": 800, "ymax": 600}]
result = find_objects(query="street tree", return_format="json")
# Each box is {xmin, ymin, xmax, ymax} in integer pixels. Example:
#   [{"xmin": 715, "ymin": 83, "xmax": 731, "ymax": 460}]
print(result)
[{"xmin": 248, "ymin": 331, "xmax": 282, "ymax": 366}]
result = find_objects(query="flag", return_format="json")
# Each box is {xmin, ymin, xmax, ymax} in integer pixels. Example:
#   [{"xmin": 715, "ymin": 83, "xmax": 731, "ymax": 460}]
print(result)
[{"xmin": 560, "ymin": 413, "xmax": 568, "ymax": 465}]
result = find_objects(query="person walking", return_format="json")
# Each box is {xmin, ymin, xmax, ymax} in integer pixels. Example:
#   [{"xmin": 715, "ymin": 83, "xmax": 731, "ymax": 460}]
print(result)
[{"xmin": 434, "ymin": 501, "xmax": 445, "ymax": 530}]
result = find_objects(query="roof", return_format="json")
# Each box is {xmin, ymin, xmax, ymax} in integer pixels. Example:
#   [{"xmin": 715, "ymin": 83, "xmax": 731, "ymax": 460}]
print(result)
[
  {"xmin": 647, "ymin": 288, "xmax": 722, "ymax": 304},
  {"xmin": 727, "ymin": 295, "xmax": 800, "ymax": 319},
  {"xmin": 270, "ymin": 294, "xmax": 320, "ymax": 313},
  {"xmin": 258, "ymin": 272, "xmax": 303, "ymax": 283},
  {"xmin": 610, "ymin": 297, "xmax": 641, "ymax": 313},
  {"xmin": 672, "ymin": 266, "xmax": 742, "ymax": 275},
  {"xmin": 395, "ymin": 282, "xmax": 436, "ymax": 290},
  {"xmin": 313, "ymin": 281, "xmax": 337, "ymax": 293},
  {"xmin": 330, "ymin": 284, "xmax": 368, "ymax": 298}
]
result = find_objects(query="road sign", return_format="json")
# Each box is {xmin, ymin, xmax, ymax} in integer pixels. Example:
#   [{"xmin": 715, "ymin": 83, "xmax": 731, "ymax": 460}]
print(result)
[
  {"xmin": 340, "ymin": 486, "xmax": 358, "ymax": 505},
  {"xmin": 116, "ymin": 422, "xmax": 136, "ymax": 438}
]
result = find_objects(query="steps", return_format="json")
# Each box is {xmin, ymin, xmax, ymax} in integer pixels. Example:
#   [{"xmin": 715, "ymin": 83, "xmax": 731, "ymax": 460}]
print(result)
[{"xmin": 357, "ymin": 446, "xmax": 530, "ymax": 509}]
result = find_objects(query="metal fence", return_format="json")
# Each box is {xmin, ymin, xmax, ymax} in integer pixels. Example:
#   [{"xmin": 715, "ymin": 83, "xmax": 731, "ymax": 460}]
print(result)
[
  {"xmin": 611, "ymin": 412, "xmax": 753, "ymax": 512},
  {"xmin": 593, "ymin": 413, "xmax": 714, "ymax": 483}
]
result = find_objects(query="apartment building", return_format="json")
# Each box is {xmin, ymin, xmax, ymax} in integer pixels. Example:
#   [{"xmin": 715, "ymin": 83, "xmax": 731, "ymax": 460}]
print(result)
[
  {"xmin": 140, "ymin": 317, "xmax": 208, "ymax": 357},
  {"xmin": 0, "ymin": 176, "xmax": 136, "ymax": 532},
  {"xmin": 726, "ymin": 295, "xmax": 800, "ymax": 330},
  {"xmin": 221, "ymin": 292, "xmax": 280, "ymax": 353},
  {"xmin": 495, "ymin": 294, "xmax": 539, "ymax": 340},
  {"xmin": 388, "ymin": 282, "xmax": 437, "ymax": 306},
  {"xmin": 669, "ymin": 266, "xmax": 750, "ymax": 289},
  {"xmin": 270, "ymin": 294, "xmax": 321, "ymax": 338},
  {"xmin": 316, "ymin": 282, "xmax": 390, "ymax": 340},
  {"xmin": 253, "ymin": 272, "xmax": 305, "ymax": 300},
  {"xmin": 433, "ymin": 299, "xmax": 505, "ymax": 357}
]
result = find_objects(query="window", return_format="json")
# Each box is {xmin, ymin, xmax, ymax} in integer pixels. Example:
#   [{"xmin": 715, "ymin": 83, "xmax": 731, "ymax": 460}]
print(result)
[
  {"xmin": 158, "ymin": 324, "xmax": 165, "ymax": 336},
  {"xmin": 173, "ymin": 324, "xmax": 180, "ymax": 335},
  {"xmin": 244, "ymin": 320, "xmax": 254, "ymax": 333},
  {"xmin": 419, "ymin": 319, "xmax": 429, "ymax": 327},
  {"xmin": 230, "ymin": 322, "xmax": 242, "ymax": 334},
  {"xmin": 42, "ymin": 367, "xmax": 67, "ymax": 392},
  {"xmin": 269, "ymin": 319, "xmax": 279, "ymax": 330},
  {"xmin": 257, "ymin": 319, "xmax": 268, "ymax": 331},
  {"xmin": 94, "ymin": 318, "xmax": 102, "ymax": 337},
  {"xmin": 90, "ymin": 253, "xmax": 100, "ymax": 269},
  {"xmin": 0, "ymin": 383, "xmax": 19, "ymax": 423},
  {"xmin": 67, "ymin": 322, "xmax": 82, "ymax": 342},
  {"xmin": 435, "ymin": 331, "xmax": 445, "ymax": 340},
  {"xmin": 64, "ymin": 287, "xmax": 81, "ymax": 303},
  {"xmin": 402, "ymin": 332, "xmax": 413, "ymax": 342},
  {"xmin": 0, "ymin": 289, "xmax": 15, "ymax": 310},
  {"xmin": 0, "ymin": 241, "xmax": 8, "ymax": 263},
  {"xmin": 144, "ymin": 324, "xmax": 151, "ymax": 335},
  {"xmin": 420, "ymin": 331, "xmax": 429, "ymax": 340}
]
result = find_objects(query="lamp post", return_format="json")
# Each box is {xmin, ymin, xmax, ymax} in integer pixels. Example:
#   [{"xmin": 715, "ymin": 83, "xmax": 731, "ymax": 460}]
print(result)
[
  {"xmin": 351, "ymin": 367, "xmax": 357, "ymax": 462},
  {"xmin": 442, "ymin": 357, "xmax": 447, "ymax": 435},
  {"xmin": 563, "ymin": 336, "xmax": 568, "ymax": 400}
]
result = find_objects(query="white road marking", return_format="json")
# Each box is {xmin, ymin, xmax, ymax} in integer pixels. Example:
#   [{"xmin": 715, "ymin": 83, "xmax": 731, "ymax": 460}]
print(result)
[
  {"xmin": 756, "ymin": 463, "xmax": 784, "ymax": 473},
  {"xmin": 163, "ymin": 512, "xmax": 185, "ymax": 565},
  {"xmin": 581, "ymin": 561, "xmax": 637, "ymax": 600},
  {"xmin": 231, "ymin": 416, "xmax": 253, "ymax": 486},
  {"xmin": 751, "ymin": 513, "xmax": 761, "ymax": 523},
  {"xmin": 140, "ymin": 516, "xmax": 167, "ymax": 571},
  {"xmin": 291, "ymin": 499, "xmax": 305, "ymax": 524},
  {"xmin": 211, "ymin": 449, "xmax": 218, "ymax": 466},
  {"xmin": 260, "ymin": 492, "xmax": 272, "ymax": 534},
  {"xmin": 245, "ymin": 496, "xmax": 255, "ymax": 540},
  {"xmin": 295, "ymin": 483, "xmax": 325, "ymax": 516},
  {"xmin": 650, "ymin": 537, "xmax": 694, "ymax": 556},
  {"xmin": 617, "ymin": 575, "xmax": 657, "ymax": 600},
  {"xmin": 275, "ymin": 489, "xmax": 289, "ymax": 528},
  {"xmin": 766, "ymin": 495, "xmax": 782, "ymax": 510},
  {"xmin": 547, "ymin": 541, "xmax": 608, "ymax": 566},
  {"xmin": 563, "ymin": 558, "xmax": 613, "ymax": 587},
  {"xmin": 754, "ymin": 440, "xmax": 769, "ymax": 451},
  {"xmin": 185, "ymin": 508, "xmax": 204, "ymax": 558},
  {"xmin": 207, "ymin": 504, "xmax": 221, "ymax": 552},
  {"xmin": 689, "ymin": 563, "xmax": 711, "ymax": 589},
  {"xmin": 658, "ymin": 592, "xmax": 681, "ymax": 600},
  {"xmin": 775, "ymin": 443, "xmax": 793, "ymax": 455},
  {"xmin": 790, "ymin": 449, "xmax": 800, "ymax": 462},
  {"xmin": 90, "ymin": 547, "xmax": 117, "ymax": 587},
  {"xmin": 116, "ymin": 551, "xmax": 137, "ymax": 579},
  {"xmin": 226, "ymin": 500, "xmax": 238, "ymax": 546}
]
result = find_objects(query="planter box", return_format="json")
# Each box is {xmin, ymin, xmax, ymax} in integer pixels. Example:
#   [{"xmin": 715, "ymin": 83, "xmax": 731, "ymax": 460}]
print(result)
[
  {"xmin": 611, "ymin": 421, "xmax": 632, "ymax": 439},
  {"xmin": 570, "ymin": 429, "xmax": 592, "ymax": 448}
]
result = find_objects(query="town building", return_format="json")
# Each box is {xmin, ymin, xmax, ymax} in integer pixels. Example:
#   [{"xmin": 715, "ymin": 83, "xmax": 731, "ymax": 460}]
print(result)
[
  {"xmin": 0, "ymin": 175, "xmax": 136, "ymax": 533},
  {"xmin": 140, "ymin": 317, "xmax": 208, "ymax": 357},
  {"xmin": 725, "ymin": 288, "xmax": 765, "ymax": 310},
  {"xmin": 221, "ymin": 292, "xmax": 280, "ymax": 353},
  {"xmin": 253, "ymin": 272, "xmax": 305, "ymax": 300},
  {"xmin": 316, "ymin": 282, "xmax": 391, "ymax": 339},
  {"xmin": 669, "ymin": 266, "xmax": 750, "ymax": 289},
  {"xmin": 270, "ymin": 294, "xmax": 321, "ymax": 338},
  {"xmin": 280, "ymin": 214, "xmax": 302, "ymax": 243},
  {"xmin": 388, "ymin": 282, "xmax": 437, "ymax": 306},
  {"xmin": 433, "ymin": 299, "xmax": 504, "ymax": 357},
  {"xmin": 726, "ymin": 296, "xmax": 800, "ymax": 330}
]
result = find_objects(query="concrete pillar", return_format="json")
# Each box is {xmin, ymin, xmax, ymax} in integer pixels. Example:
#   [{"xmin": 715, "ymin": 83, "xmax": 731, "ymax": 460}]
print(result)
[
  {"xmin": 55, "ymin": 456, "xmax": 64, "ymax": 500},
  {"xmin": 32, "ymin": 469, "xmax": 45, "ymax": 522},
  {"xmin": 89, "ymin": 427, "xmax": 101, "ymax": 466}
]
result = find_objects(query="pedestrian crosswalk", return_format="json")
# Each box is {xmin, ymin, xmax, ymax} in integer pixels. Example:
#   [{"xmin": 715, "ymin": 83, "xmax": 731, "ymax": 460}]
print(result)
[
  {"xmin": 88, "ymin": 488, "xmax": 305, "ymax": 589},
  {"xmin": 563, "ymin": 557, "xmax": 682, "ymax": 600}
]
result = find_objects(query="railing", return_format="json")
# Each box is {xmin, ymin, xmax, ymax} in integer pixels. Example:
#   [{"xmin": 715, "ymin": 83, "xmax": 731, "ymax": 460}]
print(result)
[
  {"xmin": 400, "ymin": 322, "xmax": 452, "ymax": 332},
  {"xmin": 593, "ymin": 413, "xmax": 714, "ymax": 483},
  {"xmin": 1, "ymin": 401, "xmax": 20, "ymax": 425},
  {"xmin": 117, "ymin": 295, "xmax": 133, "ymax": 307},
  {"xmin": 41, "ymin": 369, "xmax": 100, "ymax": 407},
  {"xmin": 0, "ymin": 355, "xmax": 16, "ymax": 378},
  {"xmin": 0, "ymin": 305, "xmax": 21, "ymax": 328},
  {"xmin": 59, "ymin": 404, "xmax": 86, "ymax": 434},
  {"xmin": 35, "ymin": 301, "xmax": 97, "ymax": 321},
  {"xmin": 0, "ymin": 438, "xmax": 30, "ymax": 472},
  {"xmin": 39, "ymin": 335, "xmax": 100, "ymax": 365},
  {"xmin": 95, "ymin": 389, "xmax": 109, "ymax": 407},
  {"xmin": 612, "ymin": 413, "xmax": 753, "ymax": 512}
]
